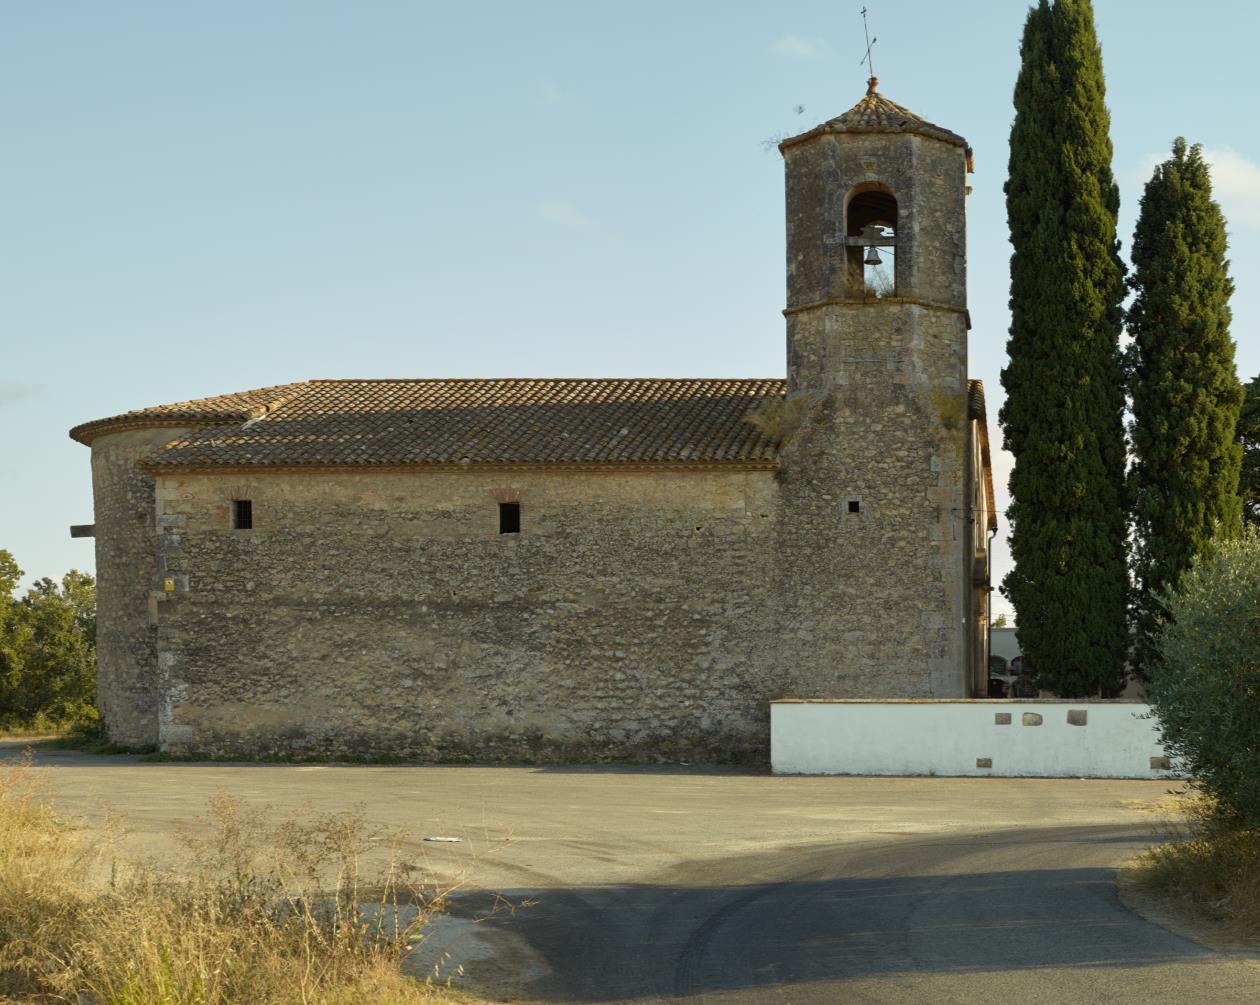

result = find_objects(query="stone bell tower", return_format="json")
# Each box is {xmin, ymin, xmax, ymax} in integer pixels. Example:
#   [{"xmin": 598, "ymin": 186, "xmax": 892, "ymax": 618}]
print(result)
[{"xmin": 773, "ymin": 79, "xmax": 975, "ymax": 698}]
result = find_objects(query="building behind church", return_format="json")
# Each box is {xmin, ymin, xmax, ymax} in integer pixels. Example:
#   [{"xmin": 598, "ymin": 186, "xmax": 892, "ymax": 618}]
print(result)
[{"xmin": 72, "ymin": 82, "xmax": 997, "ymax": 762}]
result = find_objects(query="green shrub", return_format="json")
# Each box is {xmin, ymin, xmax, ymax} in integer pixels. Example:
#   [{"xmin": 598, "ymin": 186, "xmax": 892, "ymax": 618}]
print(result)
[{"xmin": 1148, "ymin": 530, "xmax": 1260, "ymax": 825}]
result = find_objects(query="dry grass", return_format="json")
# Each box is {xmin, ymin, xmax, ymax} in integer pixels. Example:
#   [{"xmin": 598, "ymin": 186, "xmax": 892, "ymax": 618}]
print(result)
[
  {"xmin": 1118, "ymin": 792, "xmax": 1193, "ymax": 815},
  {"xmin": 0, "ymin": 755, "xmax": 481, "ymax": 1004},
  {"xmin": 1130, "ymin": 791, "xmax": 1260, "ymax": 940}
]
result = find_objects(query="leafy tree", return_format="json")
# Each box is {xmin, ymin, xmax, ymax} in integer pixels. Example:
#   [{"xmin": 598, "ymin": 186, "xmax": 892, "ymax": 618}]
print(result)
[
  {"xmin": 0, "ymin": 554, "xmax": 97, "ymax": 728},
  {"xmin": 999, "ymin": 0, "xmax": 1129, "ymax": 697},
  {"xmin": 1128, "ymin": 139, "xmax": 1242, "ymax": 676},
  {"xmin": 1239, "ymin": 375, "xmax": 1260, "ymax": 528},
  {"xmin": 1148, "ymin": 532, "xmax": 1260, "ymax": 825},
  {"xmin": 11, "ymin": 574, "xmax": 97, "ymax": 724},
  {"xmin": 0, "ymin": 550, "xmax": 24, "ymax": 714},
  {"xmin": 0, "ymin": 551, "xmax": 20, "ymax": 597}
]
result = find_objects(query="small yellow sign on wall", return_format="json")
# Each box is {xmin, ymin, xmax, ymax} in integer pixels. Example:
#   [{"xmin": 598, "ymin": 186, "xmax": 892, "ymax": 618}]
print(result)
[{"xmin": 163, "ymin": 577, "xmax": 176, "ymax": 593}]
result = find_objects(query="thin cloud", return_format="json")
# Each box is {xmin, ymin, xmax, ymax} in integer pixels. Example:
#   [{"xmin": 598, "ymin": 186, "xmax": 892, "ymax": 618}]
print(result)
[
  {"xmin": 1129, "ymin": 147, "xmax": 1260, "ymax": 227},
  {"xmin": 989, "ymin": 442, "xmax": 1016, "ymax": 621},
  {"xmin": 537, "ymin": 202, "xmax": 590, "ymax": 228},
  {"xmin": 538, "ymin": 80, "xmax": 578, "ymax": 109},
  {"xmin": 0, "ymin": 382, "xmax": 45, "ymax": 407},
  {"xmin": 1203, "ymin": 147, "xmax": 1260, "ymax": 226},
  {"xmin": 1128, "ymin": 152, "xmax": 1164, "ymax": 190},
  {"xmin": 990, "ymin": 443, "xmax": 1014, "ymax": 506},
  {"xmin": 773, "ymin": 35, "xmax": 826, "ymax": 59}
]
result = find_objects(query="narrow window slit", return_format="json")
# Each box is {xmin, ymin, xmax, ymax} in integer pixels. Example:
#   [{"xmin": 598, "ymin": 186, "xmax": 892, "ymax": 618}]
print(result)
[
  {"xmin": 499, "ymin": 502, "xmax": 520, "ymax": 534},
  {"xmin": 233, "ymin": 499, "xmax": 252, "ymax": 530}
]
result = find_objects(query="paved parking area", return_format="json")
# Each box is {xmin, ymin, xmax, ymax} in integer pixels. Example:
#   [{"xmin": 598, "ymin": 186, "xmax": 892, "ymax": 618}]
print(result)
[{"xmin": 7, "ymin": 744, "xmax": 1260, "ymax": 1003}]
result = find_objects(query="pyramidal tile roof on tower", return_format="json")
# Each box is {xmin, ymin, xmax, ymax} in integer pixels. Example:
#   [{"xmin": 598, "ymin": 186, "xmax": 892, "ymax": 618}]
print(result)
[
  {"xmin": 71, "ymin": 378, "xmax": 791, "ymax": 469},
  {"xmin": 779, "ymin": 78, "xmax": 969, "ymax": 151}
]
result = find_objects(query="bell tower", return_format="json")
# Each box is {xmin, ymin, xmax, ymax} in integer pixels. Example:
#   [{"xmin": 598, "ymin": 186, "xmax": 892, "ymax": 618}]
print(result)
[
  {"xmin": 774, "ymin": 80, "xmax": 977, "ymax": 698},
  {"xmin": 780, "ymin": 77, "xmax": 970, "ymax": 390}
]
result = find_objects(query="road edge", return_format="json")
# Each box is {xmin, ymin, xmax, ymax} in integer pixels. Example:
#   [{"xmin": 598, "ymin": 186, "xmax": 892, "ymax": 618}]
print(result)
[{"xmin": 1115, "ymin": 864, "xmax": 1260, "ymax": 964}]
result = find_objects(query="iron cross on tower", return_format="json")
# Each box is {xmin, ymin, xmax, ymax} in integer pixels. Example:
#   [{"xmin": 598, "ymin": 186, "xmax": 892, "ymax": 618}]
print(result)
[{"xmin": 860, "ymin": 6, "xmax": 878, "ymax": 93}]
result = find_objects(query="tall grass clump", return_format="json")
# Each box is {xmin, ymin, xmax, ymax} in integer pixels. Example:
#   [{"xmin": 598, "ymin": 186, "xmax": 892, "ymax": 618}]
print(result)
[
  {"xmin": 0, "ymin": 756, "xmax": 466, "ymax": 1004},
  {"xmin": 0, "ymin": 754, "xmax": 100, "ymax": 995},
  {"xmin": 1133, "ymin": 793, "xmax": 1260, "ymax": 938}
]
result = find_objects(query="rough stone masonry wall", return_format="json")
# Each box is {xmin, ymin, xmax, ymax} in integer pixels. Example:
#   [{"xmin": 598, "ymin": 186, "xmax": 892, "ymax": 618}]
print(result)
[
  {"xmin": 778, "ymin": 127, "xmax": 972, "ymax": 700},
  {"xmin": 151, "ymin": 467, "xmax": 798, "ymax": 762},
  {"xmin": 90, "ymin": 426, "xmax": 194, "ymax": 746},
  {"xmin": 147, "ymin": 447, "xmax": 974, "ymax": 761},
  {"xmin": 778, "ymin": 302, "xmax": 969, "ymax": 698},
  {"xmin": 781, "ymin": 132, "xmax": 968, "ymax": 315}
]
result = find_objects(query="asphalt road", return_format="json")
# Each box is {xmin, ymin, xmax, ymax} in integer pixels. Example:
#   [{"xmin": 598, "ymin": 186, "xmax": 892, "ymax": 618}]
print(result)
[{"xmin": 6, "ymin": 744, "xmax": 1260, "ymax": 1003}]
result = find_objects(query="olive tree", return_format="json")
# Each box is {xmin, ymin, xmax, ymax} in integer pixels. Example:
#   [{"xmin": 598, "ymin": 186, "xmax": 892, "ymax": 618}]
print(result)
[{"xmin": 1148, "ymin": 531, "xmax": 1260, "ymax": 824}]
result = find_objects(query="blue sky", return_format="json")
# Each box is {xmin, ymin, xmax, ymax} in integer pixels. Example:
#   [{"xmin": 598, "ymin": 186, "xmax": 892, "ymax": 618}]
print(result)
[{"xmin": 4, "ymin": 1, "xmax": 1259, "ymax": 619}]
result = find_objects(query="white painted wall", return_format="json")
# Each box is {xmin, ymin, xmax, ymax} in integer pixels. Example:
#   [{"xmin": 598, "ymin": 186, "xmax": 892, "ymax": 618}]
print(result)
[{"xmin": 771, "ymin": 700, "xmax": 1177, "ymax": 778}]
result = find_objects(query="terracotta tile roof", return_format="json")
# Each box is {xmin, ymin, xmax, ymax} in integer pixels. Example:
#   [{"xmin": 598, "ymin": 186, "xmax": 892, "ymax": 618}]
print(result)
[
  {"xmin": 780, "ymin": 81, "xmax": 968, "ymax": 151},
  {"xmin": 127, "ymin": 378, "xmax": 787, "ymax": 469},
  {"xmin": 69, "ymin": 383, "xmax": 309, "ymax": 445}
]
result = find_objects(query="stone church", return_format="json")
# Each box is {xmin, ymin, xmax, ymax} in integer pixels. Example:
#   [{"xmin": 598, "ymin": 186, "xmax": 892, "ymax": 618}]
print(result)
[{"xmin": 71, "ymin": 81, "xmax": 997, "ymax": 762}]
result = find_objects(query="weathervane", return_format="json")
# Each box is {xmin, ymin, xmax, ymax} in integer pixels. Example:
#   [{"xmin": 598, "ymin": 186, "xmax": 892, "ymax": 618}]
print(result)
[{"xmin": 860, "ymin": 6, "xmax": 878, "ymax": 94}]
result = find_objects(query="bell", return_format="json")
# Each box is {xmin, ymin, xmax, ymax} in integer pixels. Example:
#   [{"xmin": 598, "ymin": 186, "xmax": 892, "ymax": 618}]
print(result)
[{"xmin": 864, "ymin": 246, "xmax": 882, "ymax": 266}]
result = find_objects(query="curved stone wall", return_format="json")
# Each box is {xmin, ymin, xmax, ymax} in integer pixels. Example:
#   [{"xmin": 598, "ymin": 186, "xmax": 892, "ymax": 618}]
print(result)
[{"xmin": 90, "ymin": 425, "xmax": 193, "ymax": 746}]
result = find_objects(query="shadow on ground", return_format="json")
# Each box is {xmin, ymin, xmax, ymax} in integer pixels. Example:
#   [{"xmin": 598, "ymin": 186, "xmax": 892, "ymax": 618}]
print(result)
[{"xmin": 438, "ymin": 827, "xmax": 1254, "ymax": 1003}]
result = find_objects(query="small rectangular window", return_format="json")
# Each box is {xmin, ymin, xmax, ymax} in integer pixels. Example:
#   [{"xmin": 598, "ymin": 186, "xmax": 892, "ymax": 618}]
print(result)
[
  {"xmin": 848, "ymin": 500, "xmax": 861, "ymax": 514},
  {"xmin": 499, "ymin": 502, "xmax": 520, "ymax": 534},
  {"xmin": 233, "ymin": 499, "xmax": 253, "ymax": 530}
]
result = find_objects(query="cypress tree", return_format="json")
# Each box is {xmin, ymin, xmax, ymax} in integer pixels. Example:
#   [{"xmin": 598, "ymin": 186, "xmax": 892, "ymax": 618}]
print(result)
[
  {"xmin": 999, "ymin": 0, "xmax": 1129, "ymax": 697},
  {"xmin": 1128, "ymin": 139, "xmax": 1242, "ymax": 674}
]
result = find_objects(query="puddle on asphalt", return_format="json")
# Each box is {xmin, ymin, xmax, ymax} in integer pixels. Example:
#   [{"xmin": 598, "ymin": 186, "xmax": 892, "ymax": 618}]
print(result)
[{"xmin": 406, "ymin": 913, "xmax": 550, "ymax": 998}]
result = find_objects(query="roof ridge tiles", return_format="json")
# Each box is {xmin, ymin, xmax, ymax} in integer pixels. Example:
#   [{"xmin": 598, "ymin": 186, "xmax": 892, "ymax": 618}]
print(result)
[{"xmin": 304, "ymin": 376, "xmax": 782, "ymax": 385}]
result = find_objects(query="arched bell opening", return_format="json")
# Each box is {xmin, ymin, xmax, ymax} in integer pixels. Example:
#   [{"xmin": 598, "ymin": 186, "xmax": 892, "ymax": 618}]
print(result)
[{"xmin": 845, "ymin": 186, "xmax": 898, "ymax": 298}]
